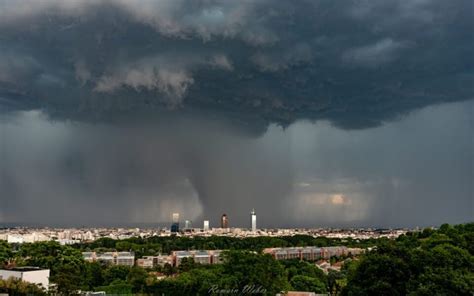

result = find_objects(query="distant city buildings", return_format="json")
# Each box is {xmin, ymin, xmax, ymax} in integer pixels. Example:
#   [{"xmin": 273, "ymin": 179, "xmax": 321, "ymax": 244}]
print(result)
[
  {"xmin": 3, "ymin": 232, "xmax": 50, "ymax": 244},
  {"xmin": 83, "ymin": 251, "xmax": 135, "ymax": 266},
  {"xmin": 0, "ymin": 267, "xmax": 50, "ymax": 291},
  {"xmin": 221, "ymin": 214, "xmax": 228, "ymax": 228},
  {"xmin": 251, "ymin": 209, "xmax": 257, "ymax": 232},
  {"xmin": 0, "ymin": 224, "xmax": 408, "ymax": 244},
  {"xmin": 184, "ymin": 220, "xmax": 192, "ymax": 229}
]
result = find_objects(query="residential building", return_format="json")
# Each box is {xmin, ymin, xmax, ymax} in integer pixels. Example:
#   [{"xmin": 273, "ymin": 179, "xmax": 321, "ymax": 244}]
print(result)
[
  {"xmin": 83, "ymin": 252, "xmax": 135, "ymax": 266},
  {"xmin": 139, "ymin": 255, "xmax": 173, "ymax": 267},
  {"xmin": 263, "ymin": 246, "xmax": 363, "ymax": 261},
  {"xmin": 0, "ymin": 267, "xmax": 50, "ymax": 290},
  {"xmin": 171, "ymin": 250, "xmax": 223, "ymax": 267},
  {"xmin": 136, "ymin": 258, "xmax": 153, "ymax": 268}
]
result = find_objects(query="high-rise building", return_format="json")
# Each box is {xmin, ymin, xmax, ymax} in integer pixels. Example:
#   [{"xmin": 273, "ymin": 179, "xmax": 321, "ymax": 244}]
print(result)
[
  {"xmin": 251, "ymin": 209, "xmax": 257, "ymax": 232},
  {"xmin": 220, "ymin": 214, "xmax": 228, "ymax": 228},
  {"xmin": 172, "ymin": 213, "xmax": 180, "ymax": 223},
  {"xmin": 203, "ymin": 220, "xmax": 210, "ymax": 231},
  {"xmin": 171, "ymin": 213, "xmax": 180, "ymax": 233},
  {"xmin": 184, "ymin": 220, "xmax": 192, "ymax": 229}
]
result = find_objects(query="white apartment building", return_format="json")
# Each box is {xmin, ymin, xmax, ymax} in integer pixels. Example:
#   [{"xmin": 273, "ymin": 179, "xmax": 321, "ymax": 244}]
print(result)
[
  {"xmin": 0, "ymin": 267, "xmax": 50, "ymax": 290},
  {"xmin": 83, "ymin": 252, "xmax": 135, "ymax": 266},
  {"xmin": 171, "ymin": 250, "xmax": 223, "ymax": 266},
  {"xmin": 203, "ymin": 220, "xmax": 210, "ymax": 231},
  {"xmin": 6, "ymin": 234, "xmax": 24, "ymax": 244}
]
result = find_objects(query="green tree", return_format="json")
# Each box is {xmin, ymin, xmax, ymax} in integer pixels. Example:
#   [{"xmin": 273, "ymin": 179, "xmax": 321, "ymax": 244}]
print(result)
[
  {"xmin": 88, "ymin": 237, "xmax": 116, "ymax": 249},
  {"xmin": 16, "ymin": 242, "xmax": 87, "ymax": 293},
  {"xmin": 221, "ymin": 250, "xmax": 290, "ymax": 294},
  {"xmin": 163, "ymin": 263, "xmax": 175, "ymax": 276},
  {"xmin": 344, "ymin": 223, "xmax": 474, "ymax": 296},
  {"xmin": 281, "ymin": 259, "xmax": 327, "ymax": 282},
  {"xmin": 103, "ymin": 265, "xmax": 131, "ymax": 285},
  {"xmin": 83, "ymin": 261, "xmax": 104, "ymax": 289},
  {"xmin": 0, "ymin": 278, "xmax": 47, "ymax": 296},
  {"xmin": 126, "ymin": 266, "xmax": 148, "ymax": 293},
  {"xmin": 96, "ymin": 279, "xmax": 133, "ymax": 295},
  {"xmin": 0, "ymin": 241, "xmax": 12, "ymax": 267},
  {"xmin": 290, "ymin": 275, "xmax": 327, "ymax": 293},
  {"xmin": 50, "ymin": 264, "xmax": 83, "ymax": 295},
  {"xmin": 145, "ymin": 278, "xmax": 183, "ymax": 296},
  {"xmin": 345, "ymin": 253, "xmax": 410, "ymax": 295},
  {"xmin": 178, "ymin": 257, "xmax": 196, "ymax": 273}
]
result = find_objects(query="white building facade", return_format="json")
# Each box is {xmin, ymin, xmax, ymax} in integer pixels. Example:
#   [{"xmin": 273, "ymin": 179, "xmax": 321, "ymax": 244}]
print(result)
[
  {"xmin": 0, "ymin": 267, "xmax": 50, "ymax": 290},
  {"xmin": 251, "ymin": 209, "xmax": 257, "ymax": 232}
]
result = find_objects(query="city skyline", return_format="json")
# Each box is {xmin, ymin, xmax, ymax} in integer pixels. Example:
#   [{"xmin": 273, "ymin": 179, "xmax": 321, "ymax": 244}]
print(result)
[
  {"xmin": 0, "ymin": 1, "xmax": 471, "ymax": 295},
  {"xmin": 170, "ymin": 209, "xmax": 258, "ymax": 230}
]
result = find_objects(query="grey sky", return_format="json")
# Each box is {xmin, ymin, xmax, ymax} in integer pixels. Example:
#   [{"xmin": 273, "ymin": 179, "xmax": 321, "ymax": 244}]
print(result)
[
  {"xmin": 0, "ymin": 0, "xmax": 472, "ymax": 227},
  {"xmin": 1, "ymin": 100, "xmax": 472, "ymax": 227}
]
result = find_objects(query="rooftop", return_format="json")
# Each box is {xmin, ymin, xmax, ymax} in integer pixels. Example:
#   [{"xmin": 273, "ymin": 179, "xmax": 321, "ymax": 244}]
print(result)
[{"xmin": 1, "ymin": 267, "xmax": 48, "ymax": 272}]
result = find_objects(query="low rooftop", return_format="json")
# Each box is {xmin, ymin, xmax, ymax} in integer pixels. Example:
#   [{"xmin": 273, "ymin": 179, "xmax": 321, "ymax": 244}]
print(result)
[{"xmin": 1, "ymin": 267, "xmax": 48, "ymax": 272}]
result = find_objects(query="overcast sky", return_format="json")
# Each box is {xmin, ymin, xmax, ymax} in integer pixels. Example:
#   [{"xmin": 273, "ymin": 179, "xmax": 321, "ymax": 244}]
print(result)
[{"xmin": 0, "ymin": 0, "xmax": 472, "ymax": 228}]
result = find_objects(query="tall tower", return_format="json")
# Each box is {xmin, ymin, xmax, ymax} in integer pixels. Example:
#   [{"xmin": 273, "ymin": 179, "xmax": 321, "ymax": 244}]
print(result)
[
  {"xmin": 251, "ymin": 209, "xmax": 257, "ymax": 232},
  {"xmin": 221, "ymin": 214, "xmax": 228, "ymax": 228},
  {"xmin": 184, "ymin": 220, "xmax": 191, "ymax": 229},
  {"xmin": 203, "ymin": 220, "xmax": 210, "ymax": 231},
  {"xmin": 171, "ymin": 213, "xmax": 180, "ymax": 233}
]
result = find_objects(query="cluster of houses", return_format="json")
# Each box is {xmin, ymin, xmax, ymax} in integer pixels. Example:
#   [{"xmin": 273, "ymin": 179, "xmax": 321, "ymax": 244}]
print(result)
[
  {"xmin": 0, "ymin": 246, "xmax": 365, "ymax": 293},
  {"xmin": 82, "ymin": 250, "xmax": 224, "ymax": 268},
  {"xmin": 81, "ymin": 246, "xmax": 364, "ymax": 269},
  {"xmin": 263, "ymin": 246, "xmax": 364, "ymax": 261}
]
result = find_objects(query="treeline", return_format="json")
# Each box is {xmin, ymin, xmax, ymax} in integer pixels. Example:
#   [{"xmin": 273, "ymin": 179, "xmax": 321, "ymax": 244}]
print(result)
[
  {"xmin": 74, "ymin": 234, "xmax": 380, "ymax": 257},
  {"xmin": 145, "ymin": 223, "xmax": 474, "ymax": 295},
  {"xmin": 142, "ymin": 251, "xmax": 328, "ymax": 295},
  {"xmin": 0, "ymin": 240, "xmax": 329, "ymax": 295},
  {"xmin": 343, "ymin": 223, "xmax": 474, "ymax": 295},
  {"xmin": 0, "ymin": 223, "xmax": 473, "ymax": 295}
]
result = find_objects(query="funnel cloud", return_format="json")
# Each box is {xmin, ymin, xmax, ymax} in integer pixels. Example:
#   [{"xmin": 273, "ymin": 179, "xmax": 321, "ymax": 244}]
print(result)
[{"xmin": 1, "ymin": 101, "xmax": 473, "ymax": 227}]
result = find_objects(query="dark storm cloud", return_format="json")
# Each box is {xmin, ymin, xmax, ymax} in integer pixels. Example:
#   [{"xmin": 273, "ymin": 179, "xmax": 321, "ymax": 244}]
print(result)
[
  {"xmin": 0, "ymin": 1, "xmax": 473, "ymax": 228},
  {"xmin": 0, "ymin": 0, "xmax": 472, "ymax": 128}
]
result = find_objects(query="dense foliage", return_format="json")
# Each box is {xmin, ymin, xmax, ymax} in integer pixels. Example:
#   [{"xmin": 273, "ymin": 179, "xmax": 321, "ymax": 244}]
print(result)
[
  {"xmin": 0, "ymin": 223, "xmax": 472, "ymax": 295},
  {"xmin": 146, "ymin": 251, "xmax": 291, "ymax": 295},
  {"xmin": 0, "ymin": 241, "xmax": 12, "ymax": 266},
  {"xmin": 343, "ymin": 223, "xmax": 474, "ymax": 295},
  {"xmin": 0, "ymin": 278, "xmax": 47, "ymax": 296},
  {"xmin": 75, "ymin": 234, "xmax": 380, "ymax": 257}
]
